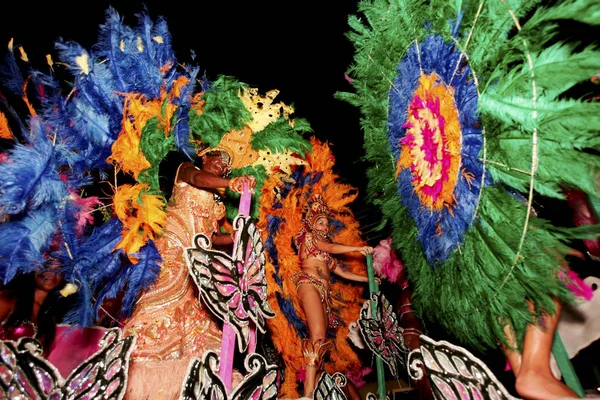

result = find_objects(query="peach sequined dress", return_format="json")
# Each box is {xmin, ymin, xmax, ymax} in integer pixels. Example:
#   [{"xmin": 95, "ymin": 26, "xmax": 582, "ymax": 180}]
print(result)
[{"xmin": 123, "ymin": 179, "xmax": 226, "ymax": 400}]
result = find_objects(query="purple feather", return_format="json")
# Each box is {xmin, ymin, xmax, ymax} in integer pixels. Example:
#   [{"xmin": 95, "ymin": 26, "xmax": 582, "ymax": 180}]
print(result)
[
  {"xmin": 95, "ymin": 7, "xmax": 135, "ymax": 94},
  {"xmin": 0, "ymin": 44, "xmax": 26, "ymax": 96},
  {"xmin": 54, "ymin": 41, "xmax": 124, "ymax": 134},
  {"xmin": 72, "ymin": 218, "xmax": 125, "ymax": 284},
  {"xmin": 172, "ymin": 66, "xmax": 199, "ymax": 158},
  {"xmin": 62, "ymin": 274, "xmax": 94, "ymax": 326}
]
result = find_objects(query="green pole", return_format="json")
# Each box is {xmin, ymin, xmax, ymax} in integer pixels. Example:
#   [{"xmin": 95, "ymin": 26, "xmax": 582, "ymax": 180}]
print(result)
[
  {"xmin": 552, "ymin": 331, "xmax": 585, "ymax": 398},
  {"xmin": 366, "ymin": 254, "xmax": 387, "ymax": 400}
]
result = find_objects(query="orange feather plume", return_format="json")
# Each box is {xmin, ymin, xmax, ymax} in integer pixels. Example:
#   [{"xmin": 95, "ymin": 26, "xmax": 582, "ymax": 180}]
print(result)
[
  {"xmin": 108, "ymin": 76, "xmax": 189, "ymax": 177},
  {"xmin": 258, "ymin": 137, "xmax": 366, "ymax": 398},
  {"xmin": 0, "ymin": 112, "xmax": 12, "ymax": 139},
  {"xmin": 113, "ymin": 183, "xmax": 167, "ymax": 257}
]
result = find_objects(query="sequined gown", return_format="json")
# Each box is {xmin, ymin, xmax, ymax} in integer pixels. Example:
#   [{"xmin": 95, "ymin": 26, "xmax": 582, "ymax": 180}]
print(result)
[{"xmin": 123, "ymin": 180, "xmax": 226, "ymax": 400}]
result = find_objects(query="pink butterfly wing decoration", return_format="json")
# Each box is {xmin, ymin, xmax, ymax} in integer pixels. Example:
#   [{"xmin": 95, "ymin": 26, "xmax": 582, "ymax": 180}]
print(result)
[
  {"xmin": 358, "ymin": 292, "xmax": 408, "ymax": 377},
  {"xmin": 186, "ymin": 215, "xmax": 275, "ymax": 352}
]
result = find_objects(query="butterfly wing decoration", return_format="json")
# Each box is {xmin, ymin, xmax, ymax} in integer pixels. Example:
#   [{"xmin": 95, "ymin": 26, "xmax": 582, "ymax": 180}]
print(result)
[
  {"xmin": 358, "ymin": 291, "xmax": 408, "ymax": 377},
  {"xmin": 313, "ymin": 372, "xmax": 349, "ymax": 400},
  {"xmin": 0, "ymin": 338, "xmax": 62, "ymax": 399},
  {"xmin": 407, "ymin": 335, "xmax": 518, "ymax": 400},
  {"xmin": 186, "ymin": 214, "xmax": 275, "ymax": 352},
  {"xmin": 229, "ymin": 353, "xmax": 279, "ymax": 400},
  {"xmin": 179, "ymin": 351, "xmax": 278, "ymax": 400},
  {"xmin": 0, "ymin": 328, "xmax": 134, "ymax": 399},
  {"xmin": 230, "ymin": 214, "xmax": 276, "ymax": 332},
  {"xmin": 180, "ymin": 351, "xmax": 228, "ymax": 400}
]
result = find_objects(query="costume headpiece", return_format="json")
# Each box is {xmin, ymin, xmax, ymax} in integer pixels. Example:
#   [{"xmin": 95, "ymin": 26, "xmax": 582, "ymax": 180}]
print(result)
[
  {"xmin": 294, "ymin": 194, "xmax": 332, "ymax": 247},
  {"xmin": 198, "ymin": 148, "xmax": 233, "ymax": 177},
  {"xmin": 197, "ymin": 126, "xmax": 257, "ymax": 170},
  {"xmin": 302, "ymin": 194, "xmax": 332, "ymax": 231}
]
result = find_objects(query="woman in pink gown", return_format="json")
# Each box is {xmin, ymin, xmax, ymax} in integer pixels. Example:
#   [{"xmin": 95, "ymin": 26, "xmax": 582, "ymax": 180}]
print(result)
[{"xmin": 123, "ymin": 151, "xmax": 255, "ymax": 400}]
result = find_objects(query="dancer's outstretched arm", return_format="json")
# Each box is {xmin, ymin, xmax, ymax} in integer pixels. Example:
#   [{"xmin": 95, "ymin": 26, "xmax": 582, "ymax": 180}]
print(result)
[{"xmin": 316, "ymin": 241, "xmax": 373, "ymax": 255}]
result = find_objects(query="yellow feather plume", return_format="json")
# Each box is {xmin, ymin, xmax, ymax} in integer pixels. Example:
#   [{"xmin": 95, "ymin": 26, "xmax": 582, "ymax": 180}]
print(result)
[
  {"xmin": 113, "ymin": 183, "xmax": 167, "ymax": 257},
  {"xmin": 107, "ymin": 76, "xmax": 188, "ymax": 177},
  {"xmin": 107, "ymin": 94, "xmax": 154, "ymax": 178}
]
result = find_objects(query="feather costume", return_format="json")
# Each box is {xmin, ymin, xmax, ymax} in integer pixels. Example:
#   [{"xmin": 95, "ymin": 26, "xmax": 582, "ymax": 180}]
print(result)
[
  {"xmin": 337, "ymin": 0, "xmax": 600, "ymax": 351},
  {"xmin": 257, "ymin": 138, "xmax": 369, "ymax": 397},
  {"xmin": 1, "ymin": 8, "xmax": 370, "ymax": 399}
]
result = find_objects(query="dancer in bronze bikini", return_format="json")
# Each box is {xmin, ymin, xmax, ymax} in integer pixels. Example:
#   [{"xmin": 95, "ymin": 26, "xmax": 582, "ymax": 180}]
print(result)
[{"xmin": 291, "ymin": 194, "xmax": 373, "ymax": 398}]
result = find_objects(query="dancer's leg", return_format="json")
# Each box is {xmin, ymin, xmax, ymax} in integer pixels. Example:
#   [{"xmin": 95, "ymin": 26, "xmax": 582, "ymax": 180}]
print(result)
[
  {"xmin": 501, "ymin": 322, "xmax": 522, "ymax": 376},
  {"xmin": 297, "ymin": 284, "xmax": 328, "ymax": 398},
  {"xmin": 514, "ymin": 299, "xmax": 579, "ymax": 400}
]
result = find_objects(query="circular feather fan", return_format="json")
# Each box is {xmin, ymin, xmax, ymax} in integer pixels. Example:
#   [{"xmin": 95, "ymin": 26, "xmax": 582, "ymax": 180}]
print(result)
[{"xmin": 337, "ymin": 0, "xmax": 600, "ymax": 351}]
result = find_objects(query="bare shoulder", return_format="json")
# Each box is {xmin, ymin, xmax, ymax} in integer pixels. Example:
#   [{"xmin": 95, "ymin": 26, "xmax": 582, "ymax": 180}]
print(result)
[{"xmin": 176, "ymin": 161, "xmax": 196, "ymax": 184}]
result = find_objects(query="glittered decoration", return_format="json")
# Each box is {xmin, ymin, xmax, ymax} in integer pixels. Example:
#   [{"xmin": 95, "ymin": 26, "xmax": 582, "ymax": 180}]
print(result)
[
  {"xmin": 313, "ymin": 372, "xmax": 349, "ymax": 400},
  {"xmin": 255, "ymin": 149, "xmax": 307, "ymax": 176},
  {"xmin": 239, "ymin": 88, "xmax": 294, "ymax": 133},
  {"xmin": 199, "ymin": 126, "xmax": 260, "ymax": 170},
  {"xmin": 407, "ymin": 335, "xmax": 518, "ymax": 400},
  {"xmin": 186, "ymin": 214, "xmax": 275, "ymax": 352},
  {"xmin": 358, "ymin": 292, "xmax": 409, "ymax": 377},
  {"xmin": 0, "ymin": 328, "xmax": 134, "ymax": 399},
  {"xmin": 180, "ymin": 351, "xmax": 279, "ymax": 400}
]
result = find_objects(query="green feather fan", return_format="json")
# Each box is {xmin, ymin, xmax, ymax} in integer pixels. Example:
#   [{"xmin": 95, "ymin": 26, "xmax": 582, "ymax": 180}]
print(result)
[{"xmin": 337, "ymin": 0, "xmax": 600, "ymax": 351}]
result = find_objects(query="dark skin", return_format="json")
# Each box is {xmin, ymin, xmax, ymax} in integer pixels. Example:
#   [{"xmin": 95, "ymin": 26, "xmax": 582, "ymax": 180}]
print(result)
[
  {"xmin": 0, "ymin": 268, "xmax": 63, "ymax": 324},
  {"xmin": 176, "ymin": 157, "xmax": 256, "ymax": 246}
]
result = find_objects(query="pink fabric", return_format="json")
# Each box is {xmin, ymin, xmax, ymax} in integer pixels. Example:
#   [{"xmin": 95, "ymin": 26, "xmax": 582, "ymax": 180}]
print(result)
[
  {"xmin": 346, "ymin": 366, "xmax": 373, "ymax": 388},
  {"xmin": 46, "ymin": 324, "xmax": 108, "ymax": 378},
  {"xmin": 220, "ymin": 186, "xmax": 252, "ymax": 391}
]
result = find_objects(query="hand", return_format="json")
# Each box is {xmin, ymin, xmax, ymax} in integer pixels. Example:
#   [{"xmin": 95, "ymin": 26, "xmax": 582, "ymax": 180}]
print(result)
[
  {"xmin": 362, "ymin": 276, "xmax": 381, "ymax": 284},
  {"xmin": 358, "ymin": 246, "xmax": 373, "ymax": 256},
  {"xmin": 228, "ymin": 175, "xmax": 256, "ymax": 193}
]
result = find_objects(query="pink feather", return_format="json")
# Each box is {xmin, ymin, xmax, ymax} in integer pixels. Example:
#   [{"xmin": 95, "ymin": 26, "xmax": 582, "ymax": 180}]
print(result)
[
  {"xmin": 296, "ymin": 367, "xmax": 306, "ymax": 383},
  {"xmin": 346, "ymin": 366, "xmax": 373, "ymax": 388},
  {"xmin": 560, "ymin": 269, "xmax": 593, "ymax": 301},
  {"xmin": 70, "ymin": 191, "xmax": 103, "ymax": 236},
  {"xmin": 372, "ymin": 237, "xmax": 403, "ymax": 283}
]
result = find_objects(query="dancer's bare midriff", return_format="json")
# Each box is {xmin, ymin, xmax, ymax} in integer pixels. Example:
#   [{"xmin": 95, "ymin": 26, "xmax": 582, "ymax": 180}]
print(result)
[{"xmin": 299, "ymin": 257, "xmax": 331, "ymax": 289}]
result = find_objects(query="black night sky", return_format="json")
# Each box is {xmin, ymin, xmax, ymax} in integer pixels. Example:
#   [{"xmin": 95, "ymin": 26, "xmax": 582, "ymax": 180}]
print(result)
[{"xmin": 0, "ymin": 1, "xmax": 382, "ymax": 235}]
